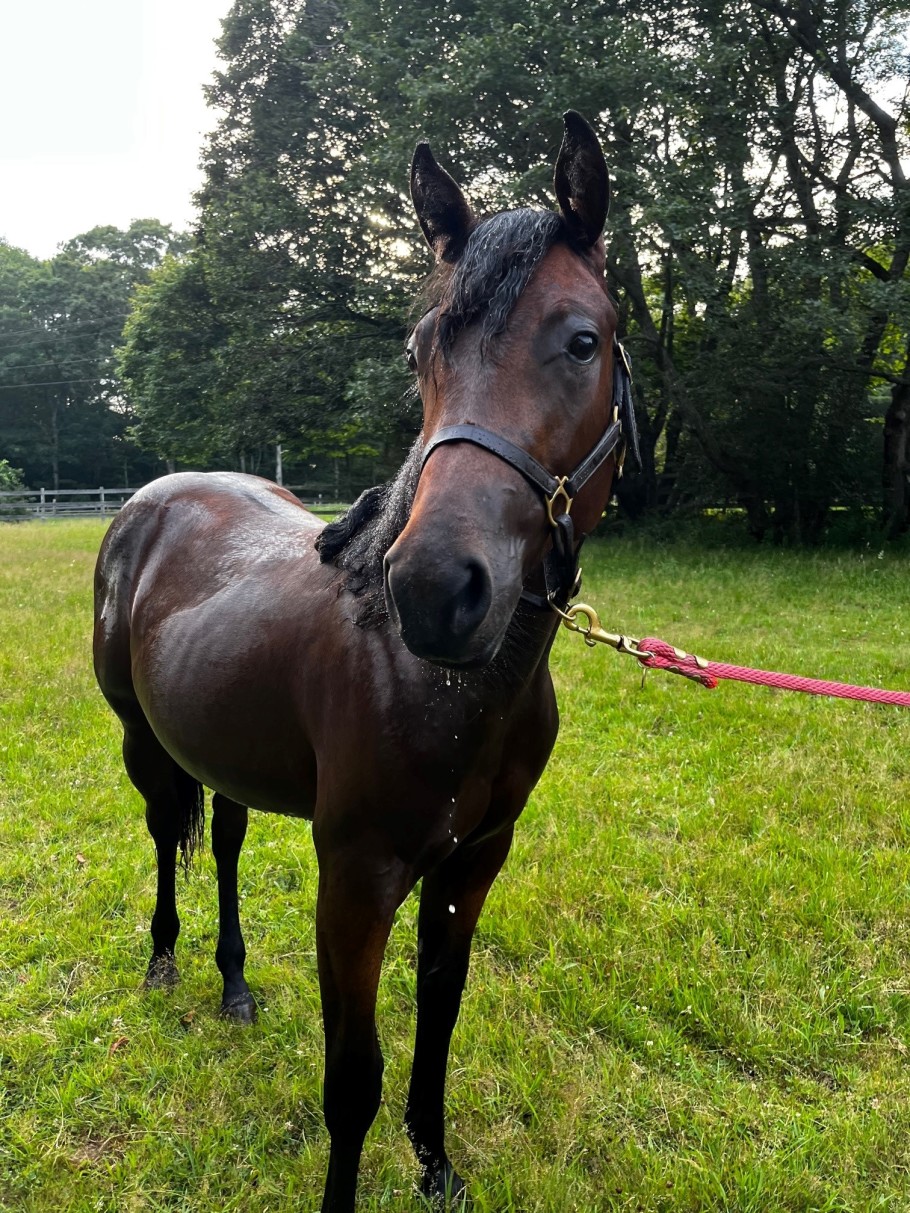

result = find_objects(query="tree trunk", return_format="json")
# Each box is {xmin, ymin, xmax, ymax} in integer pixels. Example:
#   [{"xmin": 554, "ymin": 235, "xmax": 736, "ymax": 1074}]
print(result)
[{"xmin": 883, "ymin": 373, "xmax": 910, "ymax": 537}]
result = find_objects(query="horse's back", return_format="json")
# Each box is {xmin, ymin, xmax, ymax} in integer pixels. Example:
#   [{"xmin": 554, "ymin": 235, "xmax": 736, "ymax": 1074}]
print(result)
[
  {"xmin": 125, "ymin": 471, "xmax": 321, "ymax": 556},
  {"xmin": 99, "ymin": 470, "xmax": 320, "ymax": 592},
  {"xmin": 94, "ymin": 473, "xmax": 320, "ymax": 690}
]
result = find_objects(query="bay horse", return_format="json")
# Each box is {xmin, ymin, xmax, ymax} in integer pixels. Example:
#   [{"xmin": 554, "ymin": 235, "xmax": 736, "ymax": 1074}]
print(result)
[{"xmin": 93, "ymin": 112, "xmax": 637, "ymax": 1211}]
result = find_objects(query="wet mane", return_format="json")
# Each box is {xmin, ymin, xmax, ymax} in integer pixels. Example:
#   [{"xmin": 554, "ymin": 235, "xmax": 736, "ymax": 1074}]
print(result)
[
  {"xmin": 314, "ymin": 438, "xmax": 422, "ymax": 624},
  {"xmin": 315, "ymin": 207, "xmax": 569, "ymax": 623}
]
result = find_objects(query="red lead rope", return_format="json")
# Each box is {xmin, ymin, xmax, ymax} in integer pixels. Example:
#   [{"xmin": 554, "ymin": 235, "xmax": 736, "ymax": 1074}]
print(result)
[{"xmin": 637, "ymin": 637, "xmax": 910, "ymax": 707}]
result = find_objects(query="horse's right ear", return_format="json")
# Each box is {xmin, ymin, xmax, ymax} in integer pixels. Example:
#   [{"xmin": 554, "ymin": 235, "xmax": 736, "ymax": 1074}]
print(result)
[{"xmin": 410, "ymin": 143, "xmax": 475, "ymax": 264}]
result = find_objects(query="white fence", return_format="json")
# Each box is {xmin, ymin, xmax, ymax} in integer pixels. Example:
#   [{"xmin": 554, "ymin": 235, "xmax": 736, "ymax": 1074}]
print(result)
[
  {"xmin": 0, "ymin": 486, "xmax": 137, "ymax": 519},
  {"xmin": 0, "ymin": 485, "xmax": 343, "ymax": 520}
]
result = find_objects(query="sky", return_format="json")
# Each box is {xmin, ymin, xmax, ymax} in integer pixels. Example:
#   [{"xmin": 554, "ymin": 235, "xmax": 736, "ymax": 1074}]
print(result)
[{"xmin": 1, "ymin": 0, "xmax": 230, "ymax": 259}]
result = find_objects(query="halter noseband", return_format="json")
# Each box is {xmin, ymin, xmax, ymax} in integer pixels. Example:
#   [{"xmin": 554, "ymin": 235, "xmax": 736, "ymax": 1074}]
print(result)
[{"xmin": 419, "ymin": 338, "xmax": 639, "ymax": 609}]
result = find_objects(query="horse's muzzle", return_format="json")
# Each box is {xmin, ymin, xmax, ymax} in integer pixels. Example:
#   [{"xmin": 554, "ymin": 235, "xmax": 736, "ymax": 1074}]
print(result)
[{"xmin": 383, "ymin": 547, "xmax": 502, "ymax": 667}]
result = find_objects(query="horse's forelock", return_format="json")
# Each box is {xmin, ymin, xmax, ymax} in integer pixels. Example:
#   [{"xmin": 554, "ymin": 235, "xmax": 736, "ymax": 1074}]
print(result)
[{"xmin": 431, "ymin": 208, "xmax": 566, "ymax": 356}]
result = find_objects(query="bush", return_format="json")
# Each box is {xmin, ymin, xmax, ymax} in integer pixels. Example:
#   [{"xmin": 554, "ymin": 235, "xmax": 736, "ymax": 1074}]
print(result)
[{"xmin": 0, "ymin": 459, "xmax": 24, "ymax": 491}]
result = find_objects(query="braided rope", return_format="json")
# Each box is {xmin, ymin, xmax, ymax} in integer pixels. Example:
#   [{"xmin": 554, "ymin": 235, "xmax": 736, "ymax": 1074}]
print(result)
[{"xmin": 637, "ymin": 638, "xmax": 910, "ymax": 708}]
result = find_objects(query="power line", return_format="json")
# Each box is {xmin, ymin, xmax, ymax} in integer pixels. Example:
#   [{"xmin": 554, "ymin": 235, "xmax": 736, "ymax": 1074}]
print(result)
[
  {"xmin": 0, "ymin": 377, "xmax": 111, "ymax": 391},
  {"xmin": 0, "ymin": 355, "xmax": 111, "ymax": 373},
  {"xmin": 0, "ymin": 312, "xmax": 132, "ymax": 346}
]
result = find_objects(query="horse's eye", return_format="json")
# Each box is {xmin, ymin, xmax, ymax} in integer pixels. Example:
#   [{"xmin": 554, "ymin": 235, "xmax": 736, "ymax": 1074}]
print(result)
[
  {"xmin": 405, "ymin": 348, "xmax": 418, "ymax": 372},
  {"xmin": 567, "ymin": 332, "xmax": 598, "ymax": 363}
]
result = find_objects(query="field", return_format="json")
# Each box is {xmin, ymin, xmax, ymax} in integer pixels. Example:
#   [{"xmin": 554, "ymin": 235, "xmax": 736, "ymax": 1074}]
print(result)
[{"xmin": 3, "ymin": 519, "xmax": 910, "ymax": 1212}]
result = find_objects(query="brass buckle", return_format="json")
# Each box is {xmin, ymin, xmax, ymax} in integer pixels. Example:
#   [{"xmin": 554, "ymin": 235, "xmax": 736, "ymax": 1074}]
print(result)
[
  {"xmin": 545, "ymin": 477, "xmax": 573, "ymax": 528},
  {"xmin": 550, "ymin": 600, "xmax": 653, "ymax": 659}
]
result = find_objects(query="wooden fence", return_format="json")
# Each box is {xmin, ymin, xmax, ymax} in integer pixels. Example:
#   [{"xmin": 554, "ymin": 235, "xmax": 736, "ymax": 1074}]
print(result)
[{"xmin": 0, "ymin": 486, "xmax": 344, "ymax": 521}]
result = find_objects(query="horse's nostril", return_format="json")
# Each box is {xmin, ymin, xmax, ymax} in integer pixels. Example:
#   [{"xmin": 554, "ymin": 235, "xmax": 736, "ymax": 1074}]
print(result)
[{"xmin": 453, "ymin": 559, "xmax": 492, "ymax": 633}]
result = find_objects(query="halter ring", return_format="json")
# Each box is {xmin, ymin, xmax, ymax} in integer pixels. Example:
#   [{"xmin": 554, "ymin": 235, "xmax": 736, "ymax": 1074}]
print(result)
[{"xmin": 545, "ymin": 478, "xmax": 574, "ymax": 528}]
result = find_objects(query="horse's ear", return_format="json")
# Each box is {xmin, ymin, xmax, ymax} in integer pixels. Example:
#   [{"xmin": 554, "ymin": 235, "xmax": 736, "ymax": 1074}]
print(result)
[
  {"xmin": 554, "ymin": 111, "xmax": 610, "ymax": 248},
  {"xmin": 410, "ymin": 142, "xmax": 475, "ymax": 264}
]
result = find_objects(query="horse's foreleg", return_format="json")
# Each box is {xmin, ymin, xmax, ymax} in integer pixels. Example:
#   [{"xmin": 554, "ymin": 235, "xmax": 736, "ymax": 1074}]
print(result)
[
  {"xmin": 211, "ymin": 793, "xmax": 256, "ymax": 1023},
  {"xmin": 315, "ymin": 848, "xmax": 411, "ymax": 1213},
  {"xmin": 405, "ymin": 826, "xmax": 515, "ymax": 1205}
]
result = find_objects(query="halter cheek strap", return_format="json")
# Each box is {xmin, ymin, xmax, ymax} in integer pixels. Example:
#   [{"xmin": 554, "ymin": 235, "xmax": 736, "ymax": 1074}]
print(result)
[{"xmin": 419, "ymin": 338, "xmax": 638, "ymax": 608}]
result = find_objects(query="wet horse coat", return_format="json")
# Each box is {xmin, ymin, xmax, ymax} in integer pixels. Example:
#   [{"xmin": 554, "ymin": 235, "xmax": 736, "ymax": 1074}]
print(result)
[{"xmin": 93, "ymin": 112, "xmax": 629, "ymax": 1211}]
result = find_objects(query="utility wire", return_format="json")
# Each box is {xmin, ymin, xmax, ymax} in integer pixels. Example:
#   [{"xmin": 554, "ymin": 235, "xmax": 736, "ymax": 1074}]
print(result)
[
  {"xmin": 0, "ymin": 355, "xmax": 111, "ymax": 373},
  {"xmin": 0, "ymin": 313, "xmax": 132, "ymax": 346},
  {"xmin": 0, "ymin": 377, "xmax": 111, "ymax": 391}
]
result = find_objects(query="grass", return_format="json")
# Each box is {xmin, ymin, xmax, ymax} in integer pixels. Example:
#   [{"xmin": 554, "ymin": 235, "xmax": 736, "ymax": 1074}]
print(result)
[{"xmin": 2, "ymin": 519, "xmax": 910, "ymax": 1211}]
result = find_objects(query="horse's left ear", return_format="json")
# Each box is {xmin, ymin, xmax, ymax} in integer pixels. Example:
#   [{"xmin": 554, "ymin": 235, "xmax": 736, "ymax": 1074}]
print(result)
[
  {"xmin": 411, "ymin": 142, "xmax": 475, "ymax": 264},
  {"xmin": 554, "ymin": 111, "xmax": 610, "ymax": 248}
]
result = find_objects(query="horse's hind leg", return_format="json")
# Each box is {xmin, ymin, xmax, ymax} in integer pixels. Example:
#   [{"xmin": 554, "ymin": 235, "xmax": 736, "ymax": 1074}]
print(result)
[
  {"xmin": 122, "ymin": 723, "xmax": 204, "ymax": 988},
  {"xmin": 211, "ymin": 793, "xmax": 256, "ymax": 1023},
  {"xmin": 405, "ymin": 826, "xmax": 515, "ymax": 1205}
]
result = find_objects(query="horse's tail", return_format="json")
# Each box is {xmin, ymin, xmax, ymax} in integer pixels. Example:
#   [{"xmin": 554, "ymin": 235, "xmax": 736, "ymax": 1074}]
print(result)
[{"xmin": 175, "ymin": 766, "xmax": 205, "ymax": 870}]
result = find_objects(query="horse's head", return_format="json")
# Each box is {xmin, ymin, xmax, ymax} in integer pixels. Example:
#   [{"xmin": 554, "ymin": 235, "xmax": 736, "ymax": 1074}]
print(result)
[{"xmin": 384, "ymin": 112, "xmax": 625, "ymax": 668}]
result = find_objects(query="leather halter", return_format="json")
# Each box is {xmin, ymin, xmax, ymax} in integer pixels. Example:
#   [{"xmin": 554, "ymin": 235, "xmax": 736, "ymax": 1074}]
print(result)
[{"xmin": 420, "ymin": 338, "xmax": 639, "ymax": 609}]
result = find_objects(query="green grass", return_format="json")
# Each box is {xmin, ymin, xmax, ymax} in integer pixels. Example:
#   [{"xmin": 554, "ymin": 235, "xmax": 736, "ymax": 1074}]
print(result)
[{"xmin": 3, "ymin": 520, "xmax": 910, "ymax": 1211}]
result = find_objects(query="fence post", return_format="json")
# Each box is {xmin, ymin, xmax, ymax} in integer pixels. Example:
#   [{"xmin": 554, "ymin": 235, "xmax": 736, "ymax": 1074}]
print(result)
[
  {"xmin": 39, "ymin": 487, "xmax": 45, "ymax": 518},
  {"xmin": 100, "ymin": 486, "xmax": 106, "ymax": 517}
]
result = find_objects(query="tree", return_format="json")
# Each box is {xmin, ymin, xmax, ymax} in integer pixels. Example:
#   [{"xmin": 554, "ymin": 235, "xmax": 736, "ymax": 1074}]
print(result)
[
  {"xmin": 0, "ymin": 222, "xmax": 187, "ymax": 489},
  {"xmin": 119, "ymin": 0, "xmax": 908, "ymax": 535}
]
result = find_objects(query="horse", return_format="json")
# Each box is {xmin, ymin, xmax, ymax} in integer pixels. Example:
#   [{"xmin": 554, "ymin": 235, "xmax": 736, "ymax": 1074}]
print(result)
[{"xmin": 93, "ymin": 111, "xmax": 637, "ymax": 1212}]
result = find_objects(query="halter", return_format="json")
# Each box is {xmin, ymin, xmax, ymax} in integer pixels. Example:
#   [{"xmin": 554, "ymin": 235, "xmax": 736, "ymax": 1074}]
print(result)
[{"xmin": 420, "ymin": 337, "xmax": 639, "ymax": 609}]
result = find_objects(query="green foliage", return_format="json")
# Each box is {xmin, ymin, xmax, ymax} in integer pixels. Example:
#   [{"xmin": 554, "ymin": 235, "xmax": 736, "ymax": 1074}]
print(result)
[
  {"xmin": 114, "ymin": 0, "xmax": 908, "ymax": 533},
  {"xmin": 4, "ymin": 520, "xmax": 910, "ymax": 1208},
  {"xmin": 0, "ymin": 458, "xmax": 23, "ymax": 491},
  {"xmin": 0, "ymin": 223, "xmax": 187, "ymax": 489}
]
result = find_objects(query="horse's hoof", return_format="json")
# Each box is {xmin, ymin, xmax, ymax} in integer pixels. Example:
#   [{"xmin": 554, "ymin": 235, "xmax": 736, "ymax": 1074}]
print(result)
[
  {"xmin": 220, "ymin": 992, "xmax": 257, "ymax": 1024},
  {"xmin": 419, "ymin": 1163, "xmax": 467, "ymax": 1209},
  {"xmin": 143, "ymin": 952, "xmax": 179, "ymax": 989}
]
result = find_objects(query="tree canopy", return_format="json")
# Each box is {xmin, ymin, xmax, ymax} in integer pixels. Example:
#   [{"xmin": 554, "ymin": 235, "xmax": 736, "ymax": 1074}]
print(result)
[
  {"xmin": 0, "ymin": 220, "xmax": 188, "ymax": 489},
  {"xmin": 4, "ymin": 1, "xmax": 906, "ymax": 539},
  {"xmin": 116, "ymin": 0, "xmax": 909, "ymax": 538}
]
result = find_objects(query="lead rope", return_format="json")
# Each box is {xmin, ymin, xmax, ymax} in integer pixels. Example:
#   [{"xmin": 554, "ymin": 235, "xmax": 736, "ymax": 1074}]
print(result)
[{"xmin": 553, "ymin": 601, "xmax": 910, "ymax": 709}]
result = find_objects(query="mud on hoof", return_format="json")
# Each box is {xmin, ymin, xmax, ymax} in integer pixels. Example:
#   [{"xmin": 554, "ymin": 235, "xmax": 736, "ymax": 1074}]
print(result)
[
  {"xmin": 143, "ymin": 951, "xmax": 179, "ymax": 989},
  {"xmin": 418, "ymin": 1163, "xmax": 467, "ymax": 1209},
  {"xmin": 220, "ymin": 991, "xmax": 257, "ymax": 1024}
]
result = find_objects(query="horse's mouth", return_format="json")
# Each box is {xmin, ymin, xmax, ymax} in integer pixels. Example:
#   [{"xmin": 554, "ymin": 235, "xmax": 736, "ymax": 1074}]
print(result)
[{"xmin": 395, "ymin": 626, "xmax": 503, "ymax": 670}]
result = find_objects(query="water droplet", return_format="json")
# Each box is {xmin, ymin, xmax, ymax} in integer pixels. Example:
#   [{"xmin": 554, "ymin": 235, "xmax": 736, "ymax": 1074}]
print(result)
[
  {"xmin": 452, "ymin": 836, "xmax": 458, "ymax": 845},
  {"xmin": 448, "ymin": 904, "xmax": 456, "ymax": 914}
]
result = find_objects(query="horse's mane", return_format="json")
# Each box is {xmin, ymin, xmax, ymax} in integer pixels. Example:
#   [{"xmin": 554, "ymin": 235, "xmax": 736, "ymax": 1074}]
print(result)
[
  {"xmin": 315, "ymin": 207, "xmax": 569, "ymax": 625},
  {"xmin": 314, "ymin": 439, "xmax": 423, "ymax": 624}
]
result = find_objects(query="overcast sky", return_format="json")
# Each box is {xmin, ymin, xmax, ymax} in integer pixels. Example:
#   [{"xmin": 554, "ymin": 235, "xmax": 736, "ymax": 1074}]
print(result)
[{"xmin": 1, "ymin": 0, "xmax": 230, "ymax": 259}]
